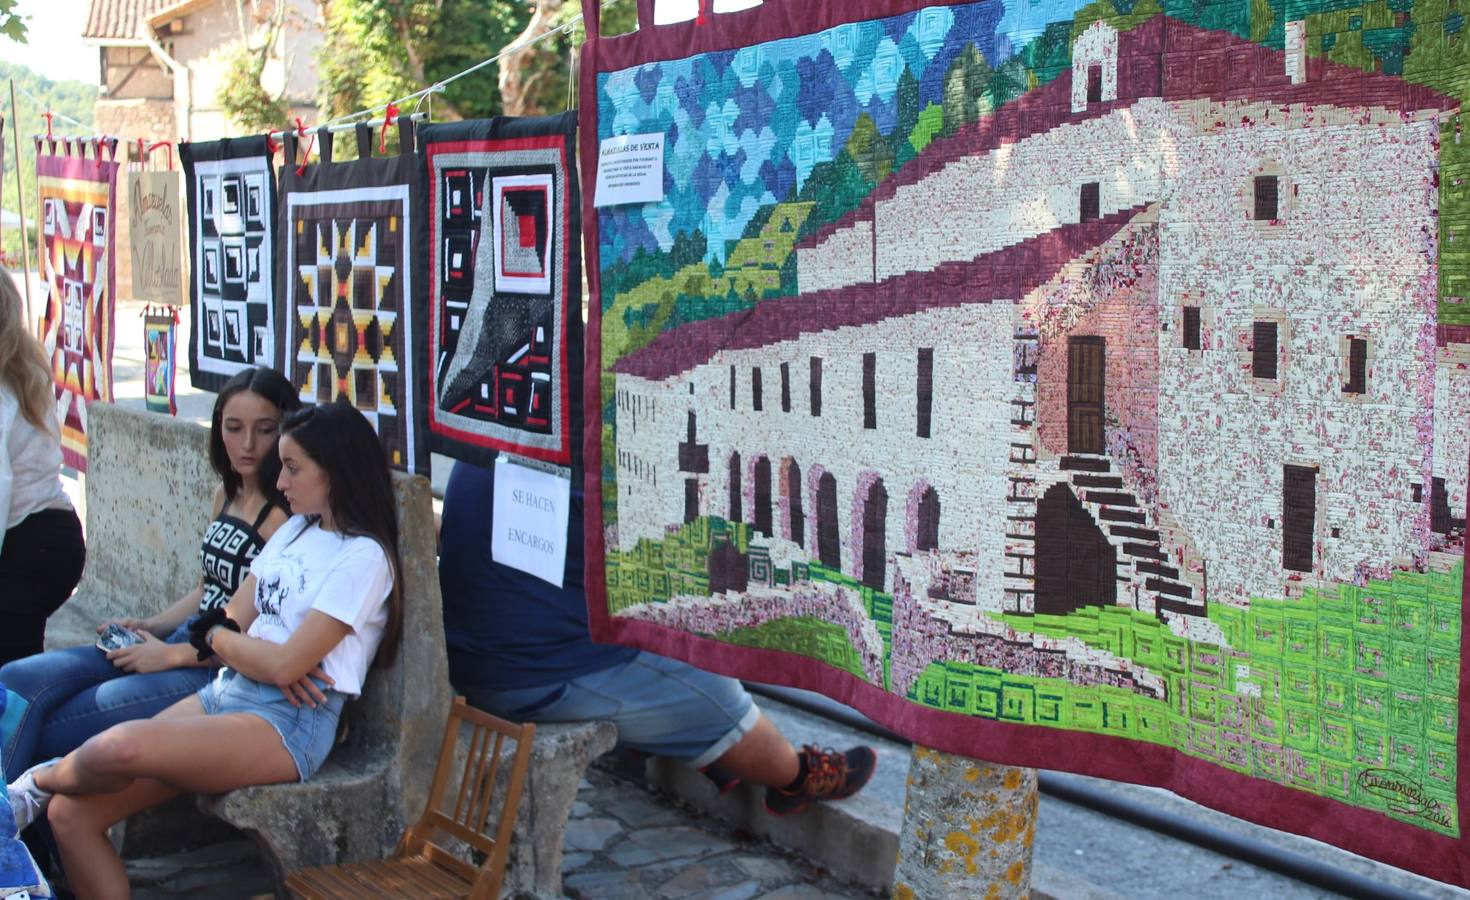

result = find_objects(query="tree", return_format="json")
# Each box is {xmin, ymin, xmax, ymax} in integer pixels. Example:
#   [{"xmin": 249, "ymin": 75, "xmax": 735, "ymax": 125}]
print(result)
[
  {"xmin": 495, "ymin": 0, "xmax": 638, "ymax": 116},
  {"xmin": 317, "ymin": 0, "xmax": 530, "ymax": 121},
  {"xmin": 0, "ymin": 0, "xmax": 25, "ymax": 42},
  {"xmin": 0, "ymin": 62, "xmax": 96, "ymax": 268},
  {"xmin": 217, "ymin": 0, "xmax": 290, "ymax": 132},
  {"xmin": 316, "ymin": 0, "xmax": 639, "ymax": 122},
  {"xmin": 499, "ymin": 0, "xmax": 567, "ymax": 116}
]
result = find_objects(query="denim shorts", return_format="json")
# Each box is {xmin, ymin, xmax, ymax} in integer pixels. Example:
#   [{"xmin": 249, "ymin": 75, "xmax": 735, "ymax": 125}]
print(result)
[
  {"xmin": 460, "ymin": 651, "xmax": 759, "ymax": 769},
  {"xmin": 197, "ymin": 669, "xmax": 346, "ymax": 781}
]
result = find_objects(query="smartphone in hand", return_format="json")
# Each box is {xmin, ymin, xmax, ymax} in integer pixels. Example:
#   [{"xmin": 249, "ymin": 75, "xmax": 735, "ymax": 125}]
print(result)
[{"xmin": 96, "ymin": 623, "xmax": 145, "ymax": 653}]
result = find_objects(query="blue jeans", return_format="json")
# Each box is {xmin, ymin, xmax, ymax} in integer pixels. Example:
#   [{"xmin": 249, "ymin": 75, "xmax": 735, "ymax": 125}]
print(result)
[
  {"xmin": 458, "ymin": 651, "xmax": 759, "ymax": 769},
  {"xmin": 0, "ymin": 625, "xmax": 212, "ymax": 781}
]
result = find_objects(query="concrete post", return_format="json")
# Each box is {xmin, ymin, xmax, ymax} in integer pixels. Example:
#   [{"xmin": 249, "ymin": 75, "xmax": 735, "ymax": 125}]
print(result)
[{"xmin": 892, "ymin": 745, "xmax": 1039, "ymax": 899}]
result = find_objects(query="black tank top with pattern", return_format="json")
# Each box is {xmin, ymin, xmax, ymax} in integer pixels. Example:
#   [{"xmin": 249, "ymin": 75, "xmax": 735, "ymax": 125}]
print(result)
[{"xmin": 198, "ymin": 500, "xmax": 277, "ymax": 612}]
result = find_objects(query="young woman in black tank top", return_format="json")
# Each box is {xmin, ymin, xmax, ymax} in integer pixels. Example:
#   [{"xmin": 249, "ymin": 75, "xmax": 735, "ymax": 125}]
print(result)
[{"xmin": 0, "ymin": 368, "xmax": 302, "ymax": 783}]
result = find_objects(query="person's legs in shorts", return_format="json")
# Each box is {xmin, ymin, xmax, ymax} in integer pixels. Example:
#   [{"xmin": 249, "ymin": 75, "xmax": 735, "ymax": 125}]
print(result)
[{"xmin": 462, "ymin": 651, "xmax": 876, "ymax": 813}]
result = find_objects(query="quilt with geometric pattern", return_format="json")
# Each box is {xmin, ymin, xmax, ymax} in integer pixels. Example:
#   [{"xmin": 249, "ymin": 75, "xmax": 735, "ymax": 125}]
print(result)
[
  {"xmin": 579, "ymin": 0, "xmax": 1470, "ymax": 883},
  {"xmin": 36, "ymin": 142, "xmax": 118, "ymax": 472},
  {"xmin": 180, "ymin": 136, "xmax": 279, "ymax": 391},
  {"xmin": 419, "ymin": 112, "xmax": 583, "ymax": 469},
  {"xmin": 278, "ymin": 119, "xmax": 427, "ymax": 474}
]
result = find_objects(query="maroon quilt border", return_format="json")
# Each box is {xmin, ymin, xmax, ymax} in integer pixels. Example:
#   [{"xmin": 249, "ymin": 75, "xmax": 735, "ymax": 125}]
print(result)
[{"xmin": 577, "ymin": 1, "xmax": 1470, "ymax": 886}]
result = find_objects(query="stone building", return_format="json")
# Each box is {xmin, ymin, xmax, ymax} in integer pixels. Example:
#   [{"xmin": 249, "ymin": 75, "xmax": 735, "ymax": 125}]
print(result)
[
  {"xmin": 609, "ymin": 17, "xmax": 1464, "ymax": 642},
  {"xmin": 81, "ymin": 0, "xmax": 321, "ymax": 298}
]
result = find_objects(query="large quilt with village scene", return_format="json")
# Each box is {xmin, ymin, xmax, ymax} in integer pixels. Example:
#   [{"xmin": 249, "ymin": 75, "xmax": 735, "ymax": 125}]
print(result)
[{"xmin": 580, "ymin": 0, "xmax": 1470, "ymax": 882}]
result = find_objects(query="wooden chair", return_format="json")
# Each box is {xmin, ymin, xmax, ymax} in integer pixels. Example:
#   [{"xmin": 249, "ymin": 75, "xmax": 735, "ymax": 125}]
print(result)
[{"xmin": 285, "ymin": 698, "xmax": 537, "ymax": 899}]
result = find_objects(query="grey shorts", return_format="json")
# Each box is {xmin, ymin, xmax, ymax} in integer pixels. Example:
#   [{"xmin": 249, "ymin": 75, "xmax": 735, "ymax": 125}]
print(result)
[
  {"xmin": 461, "ymin": 651, "xmax": 759, "ymax": 769},
  {"xmin": 197, "ymin": 669, "xmax": 346, "ymax": 781}
]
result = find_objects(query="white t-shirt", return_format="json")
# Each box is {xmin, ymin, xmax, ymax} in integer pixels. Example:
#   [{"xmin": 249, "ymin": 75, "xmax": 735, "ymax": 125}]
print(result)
[
  {"xmin": 0, "ymin": 385, "xmax": 70, "ymax": 552},
  {"xmin": 247, "ymin": 515, "xmax": 393, "ymax": 696}
]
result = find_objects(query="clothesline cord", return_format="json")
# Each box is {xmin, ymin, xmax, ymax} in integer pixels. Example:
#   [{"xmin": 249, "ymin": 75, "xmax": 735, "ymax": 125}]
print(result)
[
  {"xmin": 294, "ymin": 0, "xmax": 623, "ymax": 137},
  {"xmin": 11, "ymin": 81, "xmax": 89, "ymax": 131}
]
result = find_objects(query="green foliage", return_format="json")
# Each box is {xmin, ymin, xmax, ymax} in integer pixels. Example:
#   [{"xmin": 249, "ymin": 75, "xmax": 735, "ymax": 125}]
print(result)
[
  {"xmin": 218, "ymin": 44, "xmax": 288, "ymax": 134},
  {"xmin": 0, "ymin": 0, "xmax": 25, "ymax": 42},
  {"xmin": 941, "ymin": 43, "xmax": 993, "ymax": 133},
  {"xmin": 1439, "ymin": 117, "xmax": 1470, "ymax": 322},
  {"xmin": 317, "ymin": 0, "xmax": 640, "ymax": 121},
  {"xmin": 0, "ymin": 61, "xmax": 96, "ymax": 268},
  {"xmin": 1018, "ymin": 20, "xmax": 1075, "ymax": 84},
  {"xmin": 796, "ymin": 150, "xmax": 875, "ymax": 236},
  {"xmin": 317, "ymin": 0, "xmax": 529, "ymax": 120},
  {"xmin": 715, "ymin": 616, "xmax": 872, "ymax": 683},
  {"xmin": 1072, "ymin": 0, "xmax": 1166, "ymax": 40}
]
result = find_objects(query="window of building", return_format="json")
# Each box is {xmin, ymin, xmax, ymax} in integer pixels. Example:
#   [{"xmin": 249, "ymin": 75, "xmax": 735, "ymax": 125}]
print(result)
[
  {"xmin": 917, "ymin": 348, "xmax": 934, "ymax": 438},
  {"xmin": 728, "ymin": 452, "xmax": 742, "ymax": 523},
  {"xmin": 729, "ymin": 364, "xmax": 736, "ymax": 410},
  {"xmin": 780, "ymin": 362, "xmax": 791, "ymax": 412},
  {"xmin": 1086, "ymin": 65, "xmax": 1102, "ymax": 104},
  {"xmin": 1254, "ymin": 175, "xmax": 1279, "ymax": 221},
  {"xmin": 1182, "ymin": 306, "xmax": 1201, "ymax": 350},
  {"xmin": 1343, "ymin": 337, "xmax": 1367, "ymax": 394},
  {"xmin": 751, "ymin": 367, "xmax": 763, "ymax": 411},
  {"xmin": 1080, "ymin": 182, "xmax": 1100, "ymax": 223},
  {"xmin": 1252, "ymin": 321, "xmax": 1278, "ymax": 379},
  {"xmin": 916, "ymin": 486, "xmax": 940, "ymax": 552},
  {"xmin": 810, "ymin": 357, "xmax": 823, "ymax": 416},
  {"xmin": 863, "ymin": 353, "xmax": 877, "ymax": 430},
  {"xmin": 1283, "ymin": 464, "xmax": 1316, "ymax": 572}
]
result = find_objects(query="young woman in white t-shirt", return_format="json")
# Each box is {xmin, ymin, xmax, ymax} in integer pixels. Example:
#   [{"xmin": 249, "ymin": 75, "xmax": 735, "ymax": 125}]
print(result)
[
  {"xmin": 0, "ymin": 266, "xmax": 84, "ymax": 665},
  {"xmin": 6, "ymin": 401, "xmax": 403, "ymax": 898}
]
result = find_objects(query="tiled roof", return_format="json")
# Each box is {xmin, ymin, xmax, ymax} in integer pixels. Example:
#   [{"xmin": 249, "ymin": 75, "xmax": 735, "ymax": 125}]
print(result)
[
  {"xmin": 797, "ymin": 14, "xmax": 1456, "ymax": 251},
  {"xmin": 614, "ymin": 204, "xmax": 1151, "ymax": 381},
  {"xmin": 82, "ymin": 0, "xmax": 171, "ymax": 40}
]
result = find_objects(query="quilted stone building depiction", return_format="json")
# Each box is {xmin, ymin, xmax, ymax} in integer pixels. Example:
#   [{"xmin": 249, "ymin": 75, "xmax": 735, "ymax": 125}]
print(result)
[{"xmin": 590, "ymin": 0, "xmax": 1470, "ymax": 860}]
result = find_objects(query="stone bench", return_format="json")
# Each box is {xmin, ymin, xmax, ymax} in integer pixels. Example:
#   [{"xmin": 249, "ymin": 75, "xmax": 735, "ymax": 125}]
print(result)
[
  {"xmin": 53, "ymin": 402, "xmax": 451, "ymax": 882},
  {"xmin": 48, "ymin": 403, "xmax": 616, "ymax": 897}
]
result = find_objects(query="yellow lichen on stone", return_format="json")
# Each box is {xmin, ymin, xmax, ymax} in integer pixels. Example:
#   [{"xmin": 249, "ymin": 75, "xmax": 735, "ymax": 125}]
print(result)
[
  {"xmin": 1006, "ymin": 860, "xmax": 1027, "ymax": 884},
  {"xmin": 894, "ymin": 883, "xmax": 917, "ymax": 900},
  {"xmin": 945, "ymin": 830, "xmax": 981, "ymax": 875},
  {"xmin": 1003, "ymin": 768, "xmax": 1023, "ymax": 791}
]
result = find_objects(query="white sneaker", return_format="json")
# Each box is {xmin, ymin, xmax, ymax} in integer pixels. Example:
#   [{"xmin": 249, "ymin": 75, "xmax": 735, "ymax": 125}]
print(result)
[{"xmin": 8, "ymin": 758, "xmax": 59, "ymax": 832}]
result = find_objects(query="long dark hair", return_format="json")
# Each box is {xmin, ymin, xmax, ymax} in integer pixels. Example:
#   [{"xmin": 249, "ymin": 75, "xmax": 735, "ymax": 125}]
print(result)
[
  {"xmin": 210, "ymin": 367, "xmax": 302, "ymax": 507},
  {"xmin": 280, "ymin": 400, "xmax": 402, "ymax": 667}
]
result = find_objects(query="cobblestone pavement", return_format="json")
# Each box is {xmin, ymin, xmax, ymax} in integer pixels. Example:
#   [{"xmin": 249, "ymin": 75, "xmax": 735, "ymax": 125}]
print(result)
[
  {"xmin": 122, "ymin": 765, "xmax": 877, "ymax": 899},
  {"xmin": 560, "ymin": 767, "xmax": 876, "ymax": 900}
]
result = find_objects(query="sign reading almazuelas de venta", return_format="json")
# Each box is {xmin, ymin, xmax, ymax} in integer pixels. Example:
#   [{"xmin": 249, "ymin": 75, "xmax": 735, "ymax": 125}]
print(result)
[
  {"xmin": 491, "ymin": 456, "xmax": 572, "ymax": 587},
  {"xmin": 128, "ymin": 171, "xmax": 184, "ymax": 305},
  {"xmin": 594, "ymin": 133, "xmax": 665, "ymax": 207}
]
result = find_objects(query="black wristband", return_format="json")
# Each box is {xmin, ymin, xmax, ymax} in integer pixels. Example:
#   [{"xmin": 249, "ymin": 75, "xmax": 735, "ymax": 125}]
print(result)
[{"xmin": 187, "ymin": 608, "xmax": 240, "ymax": 661}]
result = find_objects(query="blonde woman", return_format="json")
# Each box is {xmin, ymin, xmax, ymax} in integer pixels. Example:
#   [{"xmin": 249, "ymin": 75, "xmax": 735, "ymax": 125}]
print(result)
[{"xmin": 0, "ymin": 266, "xmax": 84, "ymax": 665}]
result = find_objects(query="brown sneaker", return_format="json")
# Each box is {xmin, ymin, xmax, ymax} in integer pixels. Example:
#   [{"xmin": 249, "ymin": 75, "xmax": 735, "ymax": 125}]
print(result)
[{"xmin": 763, "ymin": 745, "xmax": 877, "ymax": 816}]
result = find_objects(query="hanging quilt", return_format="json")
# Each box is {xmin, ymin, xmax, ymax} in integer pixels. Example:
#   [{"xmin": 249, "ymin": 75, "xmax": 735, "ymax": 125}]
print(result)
[
  {"xmin": 127, "ymin": 168, "xmax": 184, "ymax": 306},
  {"xmin": 143, "ymin": 306, "xmax": 178, "ymax": 416},
  {"xmin": 180, "ymin": 136, "xmax": 279, "ymax": 391},
  {"xmin": 278, "ymin": 120, "xmax": 427, "ymax": 474},
  {"xmin": 580, "ymin": 0, "xmax": 1470, "ymax": 885},
  {"xmin": 37, "ymin": 139, "xmax": 119, "ymax": 472},
  {"xmin": 419, "ymin": 113, "xmax": 582, "ymax": 469}
]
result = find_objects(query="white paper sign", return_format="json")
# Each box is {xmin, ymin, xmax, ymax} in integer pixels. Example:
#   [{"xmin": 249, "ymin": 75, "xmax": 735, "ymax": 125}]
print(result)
[
  {"xmin": 492, "ymin": 456, "xmax": 572, "ymax": 587},
  {"xmin": 594, "ymin": 133, "xmax": 667, "ymax": 207}
]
